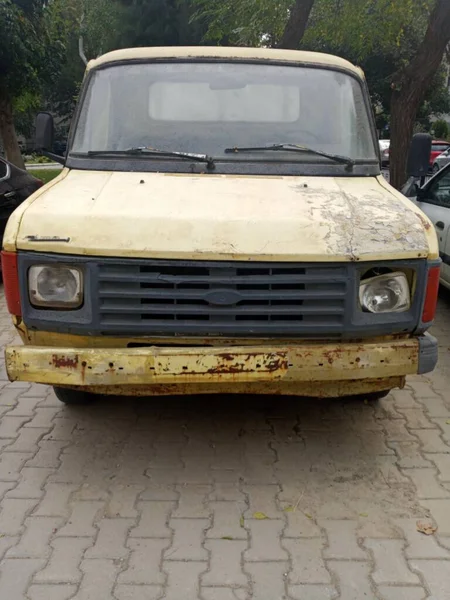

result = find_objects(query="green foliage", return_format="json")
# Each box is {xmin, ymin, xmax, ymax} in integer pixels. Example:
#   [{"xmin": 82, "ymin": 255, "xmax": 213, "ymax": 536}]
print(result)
[
  {"xmin": 303, "ymin": 0, "xmax": 435, "ymax": 61},
  {"xmin": 191, "ymin": 0, "xmax": 292, "ymax": 46},
  {"xmin": 0, "ymin": 0, "xmax": 64, "ymax": 102},
  {"xmin": 432, "ymin": 119, "xmax": 450, "ymax": 140},
  {"xmin": 116, "ymin": 0, "xmax": 208, "ymax": 48},
  {"xmin": 26, "ymin": 154, "xmax": 53, "ymax": 164},
  {"xmin": 28, "ymin": 168, "xmax": 62, "ymax": 184},
  {"xmin": 13, "ymin": 90, "xmax": 41, "ymax": 138},
  {"xmin": 191, "ymin": 0, "xmax": 434, "ymax": 52}
]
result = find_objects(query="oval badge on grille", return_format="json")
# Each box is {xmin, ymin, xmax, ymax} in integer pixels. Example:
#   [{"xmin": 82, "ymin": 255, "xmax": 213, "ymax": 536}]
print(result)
[{"xmin": 204, "ymin": 290, "xmax": 242, "ymax": 306}]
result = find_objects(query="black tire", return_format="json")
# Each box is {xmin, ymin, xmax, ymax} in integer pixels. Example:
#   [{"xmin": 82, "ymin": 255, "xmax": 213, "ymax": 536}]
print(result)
[{"xmin": 53, "ymin": 386, "xmax": 96, "ymax": 405}]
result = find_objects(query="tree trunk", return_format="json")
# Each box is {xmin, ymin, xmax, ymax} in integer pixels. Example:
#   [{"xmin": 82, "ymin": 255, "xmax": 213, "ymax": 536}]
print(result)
[
  {"xmin": 0, "ymin": 94, "xmax": 25, "ymax": 170},
  {"xmin": 389, "ymin": 0, "xmax": 450, "ymax": 189},
  {"xmin": 277, "ymin": 0, "xmax": 315, "ymax": 50}
]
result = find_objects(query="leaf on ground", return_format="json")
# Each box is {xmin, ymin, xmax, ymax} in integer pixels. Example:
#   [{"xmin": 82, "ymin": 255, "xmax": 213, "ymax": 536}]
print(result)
[
  {"xmin": 284, "ymin": 505, "xmax": 294, "ymax": 512},
  {"xmin": 446, "ymin": 420, "xmax": 450, "ymax": 425},
  {"xmin": 359, "ymin": 512, "xmax": 369, "ymax": 517},
  {"xmin": 416, "ymin": 520, "xmax": 437, "ymax": 535},
  {"xmin": 221, "ymin": 536, "xmax": 234, "ymax": 540},
  {"xmin": 304, "ymin": 513, "xmax": 313, "ymax": 520},
  {"xmin": 253, "ymin": 512, "xmax": 268, "ymax": 520},
  {"xmin": 240, "ymin": 515, "xmax": 245, "ymax": 528}
]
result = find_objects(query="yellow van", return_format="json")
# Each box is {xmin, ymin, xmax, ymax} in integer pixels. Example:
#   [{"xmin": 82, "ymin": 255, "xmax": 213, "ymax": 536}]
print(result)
[{"xmin": 1, "ymin": 47, "xmax": 441, "ymax": 404}]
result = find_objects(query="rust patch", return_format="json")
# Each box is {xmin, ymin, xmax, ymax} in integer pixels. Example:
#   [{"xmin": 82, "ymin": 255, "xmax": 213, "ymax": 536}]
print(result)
[
  {"xmin": 322, "ymin": 348, "xmax": 344, "ymax": 366},
  {"xmin": 52, "ymin": 354, "xmax": 79, "ymax": 369},
  {"xmin": 207, "ymin": 353, "xmax": 288, "ymax": 375},
  {"xmin": 416, "ymin": 211, "xmax": 431, "ymax": 231},
  {"xmin": 217, "ymin": 353, "xmax": 235, "ymax": 362}
]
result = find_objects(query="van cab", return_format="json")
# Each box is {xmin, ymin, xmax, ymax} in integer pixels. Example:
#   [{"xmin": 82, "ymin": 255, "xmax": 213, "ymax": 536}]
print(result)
[{"xmin": 1, "ymin": 47, "xmax": 441, "ymax": 404}]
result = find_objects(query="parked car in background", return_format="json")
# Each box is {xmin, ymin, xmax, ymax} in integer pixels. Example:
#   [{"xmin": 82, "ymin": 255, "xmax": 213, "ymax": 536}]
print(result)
[
  {"xmin": 0, "ymin": 157, "xmax": 43, "ymax": 251},
  {"xmin": 403, "ymin": 162, "xmax": 450, "ymax": 289},
  {"xmin": 379, "ymin": 139, "xmax": 390, "ymax": 166},
  {"xmin": 430, "ymin": 141, "xmax": 450, "ymax": 169},
  {"xmin": 431, "ymin": 147, "xmax": 450, "ymax": 174}
]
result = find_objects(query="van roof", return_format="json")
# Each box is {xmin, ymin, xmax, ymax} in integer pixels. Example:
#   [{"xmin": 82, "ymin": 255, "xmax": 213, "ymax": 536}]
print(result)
[{"xmin": 87, "ymin": 46, "xmax": 363, "ymax": 78}]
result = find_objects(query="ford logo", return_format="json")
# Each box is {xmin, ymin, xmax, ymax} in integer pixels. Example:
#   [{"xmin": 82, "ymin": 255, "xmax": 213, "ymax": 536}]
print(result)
[{"xmin": 204, "ymin": 290, "xmax": 242, "ymax": 306}]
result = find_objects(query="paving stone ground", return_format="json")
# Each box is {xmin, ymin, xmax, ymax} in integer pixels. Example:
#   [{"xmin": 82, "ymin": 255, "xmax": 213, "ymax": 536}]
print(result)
[{"xmin": 1, "ymin": 286, "xmax": 450, "ymax": 599}]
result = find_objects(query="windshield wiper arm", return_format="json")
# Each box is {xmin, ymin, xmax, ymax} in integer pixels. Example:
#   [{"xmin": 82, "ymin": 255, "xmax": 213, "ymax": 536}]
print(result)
[
  {"xmin": 86, "ymin": 147, "xmax": 215, "ymax": 169},
  {"xmin": 224, "ymin": 143, "xmax": 355, "ymax": 170}
]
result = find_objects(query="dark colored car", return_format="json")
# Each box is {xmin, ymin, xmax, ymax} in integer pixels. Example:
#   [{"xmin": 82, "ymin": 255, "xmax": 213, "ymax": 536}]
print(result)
[{"xmin": 0, "ymin": 157, "xmax": 43, "ymax": 250}]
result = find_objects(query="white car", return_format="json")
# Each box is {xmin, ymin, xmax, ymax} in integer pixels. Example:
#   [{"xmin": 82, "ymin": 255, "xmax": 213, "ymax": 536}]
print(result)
[
  {"xmin": 404, "ymin": 163, "xmax": 450, "ymax": 289},
  {"xmin": 379, "ymin": 139, "xmax": 390, "ymax": 166}
]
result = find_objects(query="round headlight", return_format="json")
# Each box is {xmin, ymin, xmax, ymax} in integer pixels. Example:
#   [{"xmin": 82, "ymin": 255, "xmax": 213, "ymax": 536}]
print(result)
[
  {"xmin": 29, "ymin": 265, "xmax": 83, "ymax": 308},
  {"xmin": 359, "ymin": 272, "xmax": 410, "ymax": 314}
]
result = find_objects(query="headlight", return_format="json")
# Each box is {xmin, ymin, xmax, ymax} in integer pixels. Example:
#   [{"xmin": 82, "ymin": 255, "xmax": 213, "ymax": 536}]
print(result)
[
  {"xmin": 29, "ymin": 265, "xmax": 83, "ymax": 308},
  {"xmin": 359, "ymin": 272, "xmax": 410, "ymax": 314}
]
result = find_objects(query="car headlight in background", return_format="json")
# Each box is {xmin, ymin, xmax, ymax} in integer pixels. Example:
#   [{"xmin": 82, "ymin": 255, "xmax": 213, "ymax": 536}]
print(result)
[
  {"xmin": 29, "ymin": 265, "xmax": 83, "ymax": 308},
  {"xmin": 359, "ymin": 271, "xmax": 410, "ymax": 314}
]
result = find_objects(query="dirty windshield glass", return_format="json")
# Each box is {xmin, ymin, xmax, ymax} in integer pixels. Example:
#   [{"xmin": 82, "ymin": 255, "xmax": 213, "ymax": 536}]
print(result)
[{"xmin": 71, "ymin": 62, "xmax": 377, "ymax": 163}]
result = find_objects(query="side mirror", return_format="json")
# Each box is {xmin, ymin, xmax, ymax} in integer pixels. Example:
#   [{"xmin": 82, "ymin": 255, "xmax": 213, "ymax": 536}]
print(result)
[
  {"xmin": 35, "ymin": 112, "xmax": 65, "ymax": 165},
  {"xmin": 406, "ymin": 133, "xmax": 432, "ymax": 178},
  {"xmin": 35, "ymin": 112, "xmax": 54, "ymax": 151}
]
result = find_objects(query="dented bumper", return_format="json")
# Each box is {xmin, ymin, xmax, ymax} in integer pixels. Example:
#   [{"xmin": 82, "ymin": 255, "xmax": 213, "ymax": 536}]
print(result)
[{"xmin": 4, "ymin": 334, "xmax": 437, "ymax": 397}]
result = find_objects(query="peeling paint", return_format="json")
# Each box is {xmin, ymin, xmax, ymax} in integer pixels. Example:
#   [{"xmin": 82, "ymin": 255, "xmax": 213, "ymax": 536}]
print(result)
[
  {"xmin": 15, "ymin": 172, "xmax": 432, "ymax": 262},
  {"xmin": 5, "ymin": 339, "xmax": 418, "ymax": 396}
]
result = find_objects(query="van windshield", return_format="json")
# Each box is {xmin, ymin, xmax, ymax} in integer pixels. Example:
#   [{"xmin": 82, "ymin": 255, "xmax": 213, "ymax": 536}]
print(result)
[{"xmin": 71, "ymin": 62, "xmax": 378, "ymax": 164}]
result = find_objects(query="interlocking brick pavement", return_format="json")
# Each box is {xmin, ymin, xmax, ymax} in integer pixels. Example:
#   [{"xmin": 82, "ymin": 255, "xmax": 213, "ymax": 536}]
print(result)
[{"xmin": 1, "ymin": 288, "xmax": 450, "ymax": 598}]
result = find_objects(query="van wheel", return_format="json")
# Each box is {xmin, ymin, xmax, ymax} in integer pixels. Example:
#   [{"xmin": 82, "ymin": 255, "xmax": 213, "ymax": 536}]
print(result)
[{"xmin": 53, "ymin": 387, "xmax": 96, "ymax": 405}]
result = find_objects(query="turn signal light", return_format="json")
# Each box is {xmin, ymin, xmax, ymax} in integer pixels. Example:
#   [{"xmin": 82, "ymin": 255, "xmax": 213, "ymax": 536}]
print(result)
[
  {"xmin": 1, "ymin": 251, "xmax": 21, "ymax": 316},
  {"xmin": 422, "ymin": 265, "xmax": 440, "ymax": 323}
]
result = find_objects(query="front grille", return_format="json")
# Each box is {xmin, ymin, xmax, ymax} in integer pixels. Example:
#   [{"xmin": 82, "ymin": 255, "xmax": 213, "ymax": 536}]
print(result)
[{"xmin": 97, "ymin": 260, "xmax": 351, "ymax": 336}]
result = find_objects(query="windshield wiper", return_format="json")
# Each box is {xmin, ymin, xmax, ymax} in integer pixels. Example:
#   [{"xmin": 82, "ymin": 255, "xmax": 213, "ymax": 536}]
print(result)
[
  {"xmin": 86, "ymin": 147, "xmax": 215, "ymax": 170},
  {"xmin": 224, "ymin": 143, "xmax": 355, "ymax": 170}
]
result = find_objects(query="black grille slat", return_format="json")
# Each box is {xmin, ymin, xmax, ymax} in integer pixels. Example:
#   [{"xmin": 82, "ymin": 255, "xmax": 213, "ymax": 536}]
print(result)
[
  {"xmin": 98, "ymin": 273, "xmax": 345, "ymax": 285},
  {"xmin": 99, "ymin": 304, "xmax": 345, "ymax": 316},
  {"xmin": 98, "ymin": 289, "xmax": 346, "ymax": 301},
  {"xmin": 96, "ymin": 260, "xmax": 350, "ymax": 337}
]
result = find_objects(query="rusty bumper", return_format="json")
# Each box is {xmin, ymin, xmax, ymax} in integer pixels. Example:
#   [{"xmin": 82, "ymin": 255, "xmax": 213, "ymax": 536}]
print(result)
[{"xmin": 4, "ymin": 336, "xmax": 435, "ymax": 397}]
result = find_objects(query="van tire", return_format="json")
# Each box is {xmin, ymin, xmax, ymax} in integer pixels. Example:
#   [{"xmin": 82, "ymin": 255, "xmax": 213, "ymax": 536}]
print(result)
[{"xmin": 53, "ymin": 387, "xmax": 96, "ymax": 405}]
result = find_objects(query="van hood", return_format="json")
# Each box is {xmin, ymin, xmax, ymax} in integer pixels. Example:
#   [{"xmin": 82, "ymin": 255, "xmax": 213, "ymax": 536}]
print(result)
[{"xmin": 11, "ymin": 169, "xmax": 437, "ymax": 262}]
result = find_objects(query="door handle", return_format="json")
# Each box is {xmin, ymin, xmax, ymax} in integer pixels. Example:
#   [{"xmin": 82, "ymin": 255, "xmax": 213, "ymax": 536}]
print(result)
[{"xmin": 436, "ymin": 221, "xmax": 445, "ymax": 230}]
